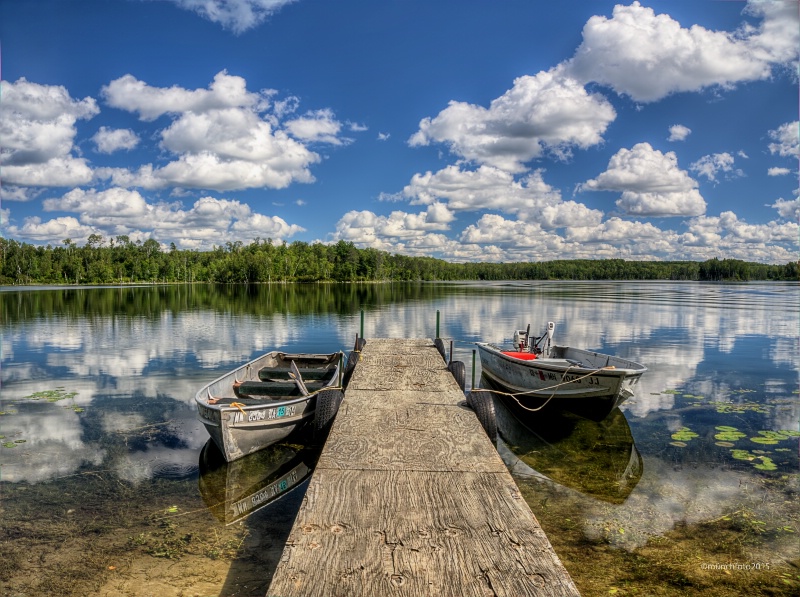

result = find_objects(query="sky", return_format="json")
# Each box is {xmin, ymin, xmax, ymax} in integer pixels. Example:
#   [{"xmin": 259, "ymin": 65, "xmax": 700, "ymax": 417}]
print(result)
[{"xmin": 0, "ymin": 0, "xmax": 798, "ymax": 264}]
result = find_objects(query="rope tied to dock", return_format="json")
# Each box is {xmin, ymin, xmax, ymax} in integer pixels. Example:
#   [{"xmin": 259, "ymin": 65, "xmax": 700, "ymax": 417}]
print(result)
[{"xmin": 470, "ymin": 365, "xmax": 617, "ymax": 413}]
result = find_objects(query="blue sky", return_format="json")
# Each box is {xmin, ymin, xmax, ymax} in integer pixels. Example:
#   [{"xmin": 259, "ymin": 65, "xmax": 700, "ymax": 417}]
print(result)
[{"xmin": 1, "ymin": 0, "xmax": 798, "ymax": 263}]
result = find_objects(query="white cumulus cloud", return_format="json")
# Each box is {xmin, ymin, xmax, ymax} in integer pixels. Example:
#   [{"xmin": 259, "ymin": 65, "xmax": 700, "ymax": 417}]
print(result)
[
  {"xmin": 768, "ymin": 121, "xmax": 799, "ymax": 157},
  {"xmin": 401, "ymin": 165, "xmax": 602, "ymax": 229},
  {"xmin": 284, "ymin": 109, "xmax": 347, "ymax": 145},
  {"xmin": 0, "ymin": 77, "xmax": 98, "ymax": 186},
  {"xmin": 164, "ymin": 0, "xmax": 297, "ymax": 34},
  {"xmin": 35, "ymin": 188, "xmax": 303, "ymax": 248},
  {"xmin": 102, "ymin": 71, "xmax": 265, "ymax": 121},
  {"xmin": 5, "ymin": 216, "xmax": 100, "ymax": 243},
  {"xmin": 767, "ymin": 167, "xmax": 791, "ymax": 177},
  {"xmin": 772, "ymin": 198, "xmax": 800, "ymax": 221},
  {"xmin": 565, "ymin": 1, "xmax": 798, "ymax": 102},
  {"xmin": 580, "ymin": 142, "xmax": 706, "ymax": 217},
  {"xmin": 332, "ymin": 206, "xmax": 454, "ymax": 248},
  {"xmin": 668, "ymin": 125, "xmax": 691, "ymax": 142},
  {"xmin": 98, "ymin": 72, "xmax": 342, "ymax": 191},
  {"xmin": 686, "ymin": 211, "xmax": 799, "ymax": 247},
  {"xmin": 689, "ymin": 152, "xmax": 743, "ymax": 183},
  {"xmin": 409, "ymin": 68, "xmax": 615, "ymax": 172},
  {"xmin": 92, "ymin": 127, "xmax": 140, "ymax": 153},
  {"xmin": 0, "ymin": 186, "xmax": 41, "ymax": 202}
]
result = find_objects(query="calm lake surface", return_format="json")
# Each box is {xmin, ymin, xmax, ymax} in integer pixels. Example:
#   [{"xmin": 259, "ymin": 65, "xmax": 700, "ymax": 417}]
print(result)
[{"xmin": 1, "ymin": 281, "xmax": 798, "ymax": 596}]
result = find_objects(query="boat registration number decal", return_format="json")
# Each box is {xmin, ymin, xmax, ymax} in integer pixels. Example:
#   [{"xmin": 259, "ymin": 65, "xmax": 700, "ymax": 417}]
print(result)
[
  {"xmin": 531, "ymin": 370, "xmax": 600, "ymax": 385},
  {"xmin": 248, "ymin": 404, "xmax": 297, "ymax": 422}
]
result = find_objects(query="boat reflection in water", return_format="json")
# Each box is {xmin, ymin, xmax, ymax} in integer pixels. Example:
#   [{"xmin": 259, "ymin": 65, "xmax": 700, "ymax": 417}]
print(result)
[
  {"xmin": 490, "ymin": 378, "xmax": 642, "ymax": 504},
  {"xmin": 198, "ymin": 432, "xmax": 322, "ymax": 525}
]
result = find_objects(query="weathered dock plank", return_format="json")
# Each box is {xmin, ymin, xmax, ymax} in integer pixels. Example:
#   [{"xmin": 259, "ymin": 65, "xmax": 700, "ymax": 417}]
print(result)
[{"xmin": 267, "ymin": 338, "xmax": 579, "ymax": 597}]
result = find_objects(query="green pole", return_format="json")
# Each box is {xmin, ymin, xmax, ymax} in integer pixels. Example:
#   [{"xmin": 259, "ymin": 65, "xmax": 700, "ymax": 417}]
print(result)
[
  {"xmin": 472, "ymin": 349, "xmax": 476, "ymax": 389},
  {"xmin": 360, "ymin": 309, "xmax": 364, "ymax": 339},
  {"xmin": 436, "ymin": 310, "xmax": 440, "ymax": 339}
]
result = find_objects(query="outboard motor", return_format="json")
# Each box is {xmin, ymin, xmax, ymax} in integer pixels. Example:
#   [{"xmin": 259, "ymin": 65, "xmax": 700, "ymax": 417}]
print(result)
[
  {"xmin": 544, "ymin": 321, "xmax": 555, "ymax": 356},
  {"xmin": 513, "ymin": 325, "xmax": 529, "ymax": 351}
]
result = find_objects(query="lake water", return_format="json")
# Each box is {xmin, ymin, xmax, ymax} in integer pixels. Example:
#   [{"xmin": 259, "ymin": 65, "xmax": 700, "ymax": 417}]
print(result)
[{"xmin": 1, "ymin": 282, "xmax": 798, "ymax": 596}]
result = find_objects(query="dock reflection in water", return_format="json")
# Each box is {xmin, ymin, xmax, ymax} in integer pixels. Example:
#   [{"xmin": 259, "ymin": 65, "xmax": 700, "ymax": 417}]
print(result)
[
  {"xmin": 492, "ymin": 383, "xmax": 642, "ymax": 504},
  {"xmin": 198, "ymin": 433, "xmax": 322, "ymax": 525}
]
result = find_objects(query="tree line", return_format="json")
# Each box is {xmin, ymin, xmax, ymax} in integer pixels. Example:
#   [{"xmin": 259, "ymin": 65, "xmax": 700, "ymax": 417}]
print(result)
[{"xmin": 0, "ymin": 235, "xmax": 796, "ymax": 285}]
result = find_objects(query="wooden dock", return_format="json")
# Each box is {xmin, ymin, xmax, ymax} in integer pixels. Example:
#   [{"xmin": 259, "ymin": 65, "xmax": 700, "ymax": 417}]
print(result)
[{"xmin": 267, "ymin": 338, "xmax": 580, "ymax": 596}]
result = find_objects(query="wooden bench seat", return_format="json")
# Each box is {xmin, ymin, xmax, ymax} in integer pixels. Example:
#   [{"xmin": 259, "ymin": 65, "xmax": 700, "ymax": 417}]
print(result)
[
  {"xmin": 257, "ymin": 367, "xmax": 336, "ymax": 382},
  {"xmin": 233, "ymin": 380, "xmax": 326, "ymax": 398}
]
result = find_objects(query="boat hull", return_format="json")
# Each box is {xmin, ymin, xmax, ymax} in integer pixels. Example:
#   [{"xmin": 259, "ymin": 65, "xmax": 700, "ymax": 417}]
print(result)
[
  {"xmin": 476, "ymin": 343, "xmax": 645, "ymax": 420},
  {"xmin": 195, "ymin": 352, "xmax": 342, "ymax": 462}
]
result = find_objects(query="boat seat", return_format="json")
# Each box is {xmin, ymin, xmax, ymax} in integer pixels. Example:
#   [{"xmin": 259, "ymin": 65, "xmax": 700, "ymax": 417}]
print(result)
[
  {"xmin": 233, "ymin": 380, "xmax": 325, "ymax": 398},
  {"xmin": 257, "ymin": 367, "xmax": 335, "ymax": 382}
]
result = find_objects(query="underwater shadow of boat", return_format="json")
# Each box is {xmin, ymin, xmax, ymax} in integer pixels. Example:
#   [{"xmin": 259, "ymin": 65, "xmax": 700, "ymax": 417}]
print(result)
[
  {"xmin": 491, "ymin": 382, "xmax": 643, "ymax": 504},
  {"xmin": 198, "ymin": 432, "xmax": 322, "ymax": 525}
]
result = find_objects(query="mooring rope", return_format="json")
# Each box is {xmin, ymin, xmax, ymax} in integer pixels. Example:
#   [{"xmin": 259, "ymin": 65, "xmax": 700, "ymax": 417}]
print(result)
[{"xmin": 468, "ymin": 364, "xmax": 617, "ymax": 413}]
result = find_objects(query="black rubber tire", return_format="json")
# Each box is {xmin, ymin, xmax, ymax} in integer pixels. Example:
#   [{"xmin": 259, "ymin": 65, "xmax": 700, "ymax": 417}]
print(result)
[
  {"xmin": 314, "ymin": 389, "xmax": 344, "ymax": 440},
  {"xmin": 434, "ymin": 338, "xmax": 446, "ymax": 362},
  {"xmin": 448, "ymin": 360, "xmax": 466, "ymax": 393},
  {"xmin": 467, "ymin": 391, "xmax": 497, "ymax": 443},
  {"xmin": 342, "ymin": 350, "xmax": 359, "ymax": 387}
]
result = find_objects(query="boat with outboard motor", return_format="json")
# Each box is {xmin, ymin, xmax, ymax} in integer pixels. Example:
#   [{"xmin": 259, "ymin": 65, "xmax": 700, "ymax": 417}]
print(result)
[{"xmin": 475, "ymin": 322, "xmax": 646, "ymax": 421}]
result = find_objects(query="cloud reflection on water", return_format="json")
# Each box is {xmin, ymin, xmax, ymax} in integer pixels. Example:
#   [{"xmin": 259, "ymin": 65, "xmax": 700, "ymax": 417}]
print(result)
[{"xmin": 1, "ymin": 282, "xmax": 797, "ymax": 486}]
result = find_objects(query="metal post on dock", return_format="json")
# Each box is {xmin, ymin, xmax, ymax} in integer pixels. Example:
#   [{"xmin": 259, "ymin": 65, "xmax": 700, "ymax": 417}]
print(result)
[
  {"xmin": 472, "ymin": 349, "xmax": 476, "ymax": 389},
  {"xmin": 360, "ymin": 309, "xmax": 364, "ymax": 339},
  {"xmin": 450, "ymin": 340, "xmax": 454, "ymax": 364},
  {"xmin": 436, "ymin": 310, "xmax": 440, "ymax": 339}
]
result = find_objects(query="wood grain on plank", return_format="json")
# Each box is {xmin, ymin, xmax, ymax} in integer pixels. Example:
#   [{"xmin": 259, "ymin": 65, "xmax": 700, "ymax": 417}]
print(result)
[
  {"xmin": 318, "ymin": 393, "xmax": 506, "ymax": 473},
  {"xmin": 269, "ymin": 470, "xmax": 578, "ymax": 597}
]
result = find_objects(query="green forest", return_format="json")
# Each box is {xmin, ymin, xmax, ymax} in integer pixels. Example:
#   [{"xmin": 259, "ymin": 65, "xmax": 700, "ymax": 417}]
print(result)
[{"xmin": 0, "ymin": 235, "xmax": 797, "ymax": 285}]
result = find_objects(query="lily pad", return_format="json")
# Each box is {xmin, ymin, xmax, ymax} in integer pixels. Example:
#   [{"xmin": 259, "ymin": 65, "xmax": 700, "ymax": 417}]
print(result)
[
  {"xmin": 13, "ymin": 439, "xmax": 26, "ymax": 444},
  {"xmin": 713, "ymin": 402, "xmax": 771, "ymax": 414},
  {"xmin": 669, "ymin": 441, "xmax": 688, "ymax": 448},
  {"xmin": 751, "ymin": 430, "xmax": 794, "ymax": 445},
  {"xmin": 715, "ymin": 441, "xmax": 736, "ymax": 447},
  {"xmin": 715, "ymin": 430, "xmax": 746, "ymax": 441},
  {"xmin": 731, "ymin": 449, "xmax": 756, "ymax": 461},
  {"xmin": 754, "ymin": 457, "xmax": 777, "ymax": 471},
  {"xmin": 2, "ymin": 442, "xmax": 17, "ymax": 449},
  {"xmin": 671, "ymin": 427, "xmax": 699, "ymax": 442}
]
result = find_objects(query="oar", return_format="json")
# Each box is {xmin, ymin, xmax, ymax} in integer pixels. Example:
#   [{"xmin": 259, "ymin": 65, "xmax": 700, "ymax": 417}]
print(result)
[{"xmin": 288, "ymin": 360, "xmax": 310, "ymax": 396}]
